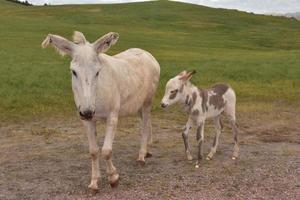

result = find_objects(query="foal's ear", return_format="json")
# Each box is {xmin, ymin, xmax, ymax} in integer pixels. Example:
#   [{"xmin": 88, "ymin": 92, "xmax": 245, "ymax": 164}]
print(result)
[
  {"xmin": 179, "ymin": 70, "xmax": 196, "ymax": 82},
  {"xmin": 42, "ymin": 34, "xmax": 74, "ymax": 56},
  {"xmin": 93, "ymin": 32, "xmax": 119, "ymax": 53}
]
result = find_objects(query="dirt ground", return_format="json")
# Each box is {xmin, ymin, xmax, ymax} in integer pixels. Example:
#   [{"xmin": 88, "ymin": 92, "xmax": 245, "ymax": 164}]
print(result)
[{"xmin": 0, "ymin": 106, "xmax": 300, "ymax": 200}]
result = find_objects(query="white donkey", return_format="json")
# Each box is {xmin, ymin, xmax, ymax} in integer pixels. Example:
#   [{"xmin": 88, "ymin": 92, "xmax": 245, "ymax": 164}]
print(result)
[
  {"xmin": 42, "ymin": 31, "xmax": 160, "ymax": 190},
  {"xmin": 161, "ymin": 70, "xmax": 239, "ymax": 168}
]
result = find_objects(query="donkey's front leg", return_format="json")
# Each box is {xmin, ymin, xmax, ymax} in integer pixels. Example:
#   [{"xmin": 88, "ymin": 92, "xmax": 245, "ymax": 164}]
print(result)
[
  {"xmin": 195, "ymin": 120, "xmax": 205, "ymax": 168},
  {"xmin": 182, "ymin": 118, "xmax": 193, "ymax": 161},
  {"xmin": 83, "ymin": 120, "xmax": 100, "ymax": 190},
  {"xmin": 102, "ymin": 112, "xmax": 119, "ymax": 188}
]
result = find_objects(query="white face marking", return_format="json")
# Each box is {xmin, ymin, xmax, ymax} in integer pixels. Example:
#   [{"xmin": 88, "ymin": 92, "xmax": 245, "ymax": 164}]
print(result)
[
  {"xmin": 161, "ymin": 77, "xmax": 182, "ymax": 107},
  {"xmin": 70, "ymin": 44, "xmax": 102, "ymax": 115}
]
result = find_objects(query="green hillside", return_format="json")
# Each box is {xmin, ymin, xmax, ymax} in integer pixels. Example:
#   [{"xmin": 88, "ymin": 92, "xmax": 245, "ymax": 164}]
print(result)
[{"xmin": 0, "ymin": 0, "xmax": 299, "ymax": 120}]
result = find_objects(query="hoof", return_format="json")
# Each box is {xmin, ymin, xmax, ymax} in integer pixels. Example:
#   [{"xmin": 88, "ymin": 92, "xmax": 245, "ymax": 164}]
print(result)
[
  {"xmin": 88, "ymin": 184, "xmax": 99, "ymax": 195},
  {"xmin": 187, "ymin": 157, "xmax": 193, "ymax": 161},
  {"xmin": 88, "ymin": 183, "xmax": 99, "ymax": 190},
  {"xmin": 89, "ymin": 188, "xmax": 99, "ymax": 195},
  {"xmin": 206, "ymin": 156, "xmax": 212, "ymax": 160},
  {"xmin": 186, "ymin": 151, "xmax": 193, "ymax": 161},
  {"xmin": 195, "ymin": 164, "xmax": 199, "ymax": 169},
  {"xmin": 109, "ymin": 173, "xmax": 119, "ymax": 188},
  {"xmin": 137, "ymin": 160, "xmax": 146, "ymax": 167},
  {"xmin": 145, "ymin": 152, "xmax": 152, "ymax": 158},
  {"xmin": 187, "ymin": 155, "xmax": 193, "ymax": 161},
  {"xmin": 109, "ymin": 179, "xmax": 119, "ymax": 188}
]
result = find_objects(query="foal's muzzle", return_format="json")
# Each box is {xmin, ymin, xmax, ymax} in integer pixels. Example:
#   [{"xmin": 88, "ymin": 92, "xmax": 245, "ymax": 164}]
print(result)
[
  {"xmin": 161, "ymin": 102, "xmax": 168, "ymax": 108},
  {"xmin": 79, "ymin": 110, "xmax": 95, "ymax": 120}
]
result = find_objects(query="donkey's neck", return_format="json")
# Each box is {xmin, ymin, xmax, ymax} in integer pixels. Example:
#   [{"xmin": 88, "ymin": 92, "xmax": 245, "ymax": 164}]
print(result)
[
  {"xmin": 97, "ymin": 54, "xmax": 121, "ymax": 83},
  {"xmin": 98, "ymin": 53, "xmax": 126, "ymax": 78}
]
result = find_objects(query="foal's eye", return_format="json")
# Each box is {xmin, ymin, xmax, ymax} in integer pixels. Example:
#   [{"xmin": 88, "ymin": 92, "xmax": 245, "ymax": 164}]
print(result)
[
  {"xmin": 95, "ymin": 71, "xmax": 99, "ymax": 77},
  {"xmin": 170, "ymin": 89, "xmax": 178, "ymax": 94},
  {"xmin": 72, "ymin": 70, "xmax": 77, "ymax": 77}
]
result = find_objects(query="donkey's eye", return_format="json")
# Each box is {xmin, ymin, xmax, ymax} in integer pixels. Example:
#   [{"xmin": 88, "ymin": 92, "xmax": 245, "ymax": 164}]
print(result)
[
  {"xmin": 95, "ymin": 71, "xmax": 99, "ymax": 77},
  {"xmin": 72, "ymin": 70, "xmax": 77, "ymax": 77},
  {"xmin": 170, "ymin": 89, "xmax": 178, "ymax": 94}
]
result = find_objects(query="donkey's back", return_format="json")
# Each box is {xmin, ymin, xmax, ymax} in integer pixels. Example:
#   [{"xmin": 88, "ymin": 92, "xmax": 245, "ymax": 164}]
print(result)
[
  {"xmin": 101, "ymin": 48, "xmax": 160, "ymax": 116},
  {"xmin": 114, "ymin": 48, "xmax": 160, "ymax": 74}
]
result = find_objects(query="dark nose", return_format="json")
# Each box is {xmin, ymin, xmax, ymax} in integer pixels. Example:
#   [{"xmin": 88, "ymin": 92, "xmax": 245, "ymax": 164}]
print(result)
[
  {"xmin": 161, "ymin": 103, "xmax": 168, "ymax": 108},
  {"xmin": 79, "ymin": 110, "xmax": 95, "ymax": 120}
]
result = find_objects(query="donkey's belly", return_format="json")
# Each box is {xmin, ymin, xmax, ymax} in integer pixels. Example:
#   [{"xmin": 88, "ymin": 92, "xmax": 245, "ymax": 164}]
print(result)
[
  {"xmin": 118, "ymin": 93, "xmax": 147, "ymax": 117},
  {"xmin": 118, "ymin": 104, "xmax": 143, "ymax": 117},
  {"xmin": 93, "ymin": 99, "xmax": 145, "ymax": 119}
]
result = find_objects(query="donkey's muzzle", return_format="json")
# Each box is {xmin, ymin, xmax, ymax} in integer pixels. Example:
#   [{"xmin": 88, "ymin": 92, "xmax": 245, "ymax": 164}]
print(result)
[{"xmin": 79, "ymin": 110, "xmax": 95, "ymax": 120}]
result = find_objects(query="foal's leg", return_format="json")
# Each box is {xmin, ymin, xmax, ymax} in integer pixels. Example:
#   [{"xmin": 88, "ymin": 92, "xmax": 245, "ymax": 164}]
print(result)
[
  {"xmin": 102, "ymin": 112, "xmax": 119, "ymax": 187},
  {"xmin": 182, "ymin": 118, "xmax": 193, "ymax": 160},
  {"xmin": 195, "ymin": 120, "xmax": 205, "ymax": 168},
  {"xmin": 207, "ymin": 116, "xmax": 222, "ymax": 160},
  {"xmin": 225, "ymin": 104, "xmax": 239, "ymax": 159},
  {"xmin": 83, "ymin": 120, "xmax": 100, "ymax": 190},
  {"xmin": 230, "ymin": 117, "xmax": 239, "ymax": 159},
  {"xmin": 137, "ymin": 103, "xmax": 152, "ymax": 166}
]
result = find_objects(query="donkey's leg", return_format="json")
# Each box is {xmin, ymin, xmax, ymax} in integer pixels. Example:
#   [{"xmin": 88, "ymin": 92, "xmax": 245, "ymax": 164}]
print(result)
[
  {"xmin": 137, "ymin": 104, "xmax": 152, "ymax": 166},
  {"xmin": 207, "ymin": 116, "xmax": 222, "ymax": 160},
  {"xmin": 230, "ymin": 117, "xmax": 239, "ymax": 160},
  {"xmin": 83, "ymin": 120, "xmax": 100, "ymax": 190},
  {"xmin": 195, "ymin": 120, "xmax": 205, "ymax": 168},
  {"xmin": 182, "ymin": 118, "xmax": 193, "ymax": 161},
  {"xmin": 147, "ymin": 117, "xmax": 153, "ymax": 145},
  {"xmin": 225, "ymin": 105, "xmax": 239, "ymax": 160},
  {"xmin": 102, "ymin": 112, "xmax": 119, "ymax": 187}
]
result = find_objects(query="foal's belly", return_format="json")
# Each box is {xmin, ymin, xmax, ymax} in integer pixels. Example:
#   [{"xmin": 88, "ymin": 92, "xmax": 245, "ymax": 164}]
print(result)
[{"xmin": 205, "ymin": 106, "xmax": 224, "ymax": 119}]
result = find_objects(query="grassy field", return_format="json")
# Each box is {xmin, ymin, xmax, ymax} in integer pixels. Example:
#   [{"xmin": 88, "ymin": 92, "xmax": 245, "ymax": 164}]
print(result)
[{"xmin": 0, "ymin": 0, "xmax": 300, "ymax": 121}]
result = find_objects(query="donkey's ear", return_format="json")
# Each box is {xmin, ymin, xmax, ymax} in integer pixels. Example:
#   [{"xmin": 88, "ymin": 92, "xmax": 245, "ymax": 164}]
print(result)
[
  {"xmin": 42, "ymin": 34, "xmax": 74, "ymax": 56},
  {"xmin": 73, "ymin": 31, "xmax": 86, "ymax": 45},
  {"xmin": 93, "ymin": 32, "xmax": 119, "ymax": 53},
  {"xmin": 179, "ymin": 70, "xmax": 196, "ymax": 82}
]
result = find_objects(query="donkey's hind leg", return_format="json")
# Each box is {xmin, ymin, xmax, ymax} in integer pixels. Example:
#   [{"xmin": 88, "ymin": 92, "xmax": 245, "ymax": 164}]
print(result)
[
  {"xmin": 137, "ymin": 101, "xmax": 152, "ymax": 166},
  {"xmin": 207, "ymin": 115, "xmax": 222, "ymax": 160},
  {"xmin": 224, "ymin": 103, "xmax": 239, "ymax": 160},
  {"xmin": 147, "ymin": 117, "xmax": 153, "ymax": 145}
]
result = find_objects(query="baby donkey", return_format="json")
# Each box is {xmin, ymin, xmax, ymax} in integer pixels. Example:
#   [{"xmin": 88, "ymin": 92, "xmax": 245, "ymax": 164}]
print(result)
[{"xmin": 161, "ymin": 70, "xmax": 239, "ymax": 168}]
